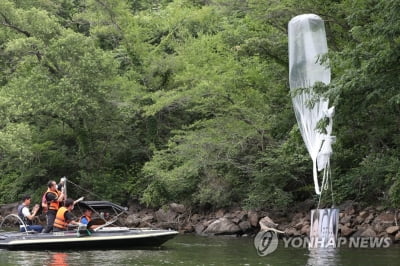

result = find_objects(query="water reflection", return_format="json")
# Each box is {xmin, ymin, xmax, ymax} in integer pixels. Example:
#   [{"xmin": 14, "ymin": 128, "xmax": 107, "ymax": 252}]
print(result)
[
  {"xmin": 0, "ymin": 235, "xmax": 399, "ymax": 265},
  {"xmin": 306, "ymin": 248, "xmax": 340, "ymax": 266},
  {"xmin": 47, "ymin": 253, "xmax": 68, "ymax": 266}
]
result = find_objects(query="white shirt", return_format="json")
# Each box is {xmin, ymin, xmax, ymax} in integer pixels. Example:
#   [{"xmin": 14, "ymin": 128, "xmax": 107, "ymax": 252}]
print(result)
[
  {"xmin": 21, "ymin": 206, "xmax": 30, "ymax": 218},
  {"xmin": 19, "ymin": 206, "xmax": 31, "ymax": 228}
]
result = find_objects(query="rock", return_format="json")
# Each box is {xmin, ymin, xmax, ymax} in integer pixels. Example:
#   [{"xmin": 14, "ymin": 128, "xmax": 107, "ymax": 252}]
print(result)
[
  {"xmin": 169, "ymin": 203, "xmax": 186, "ymax": 214},
  {"xmin": 360, "ymin": 228, "xmax": 377, "ymax": 238},
  {"xmin": 295, "ymin": 222, "xmax": 303, "ymax": 230},
  {"xmin": 290, "ymin": 213, "xmax": 304, "ymax": 224},
  {"xmin": 378, "ymin": 231, "xmax": 388, "ymax": 238},
  {"xmin": 215, "ymin": 209, "xmax": 225, "ymax": 218},
  {"xmin": 339, "ymin": 200, "xmax": 357, "ymax": 214},
  {"xmin": 203, "ymin": 218, "xmax": 241, "ymax": 235},
  {"xmin": 374, "ymin": 213, "xmax": 395, "ymax": 225},
  {"xmin": 259, "ymin": 216, "xmax": 278, "ymax": 231},
  {"xmin": 233, "ymin": 210, "xmax": 247, "ymax": 222},
  {"xmin": 285, "ymin": 227, "xmax": 300, "ymax": 236},
  {"xmin": 238, "ymin": 221, "xmax": 251, "ymax": 232},
  {"xmin": 127, "ymin": 200, "xmax": 142, "ymax": 213},
  {"xmin": 0, "ymin": 202, "xmax": 18, "ymax": 216},
  {"xmin": 231, "ymin": 217, "xmax": 241, "ymax": 224},
  {"xmin": 155, "ymin": 208, "xmax": 176, "ymax": 223},
  {"xmin": 203, "ymin": 219, "xmax": 215, "ymax": 227},
  {"xmin": 248, "ymin": 211, "xmax": 259, "ymax": 227},
  {"xmin": 395, "ymin": 232, "xmax": 400, "ymax": 242},
  {"xmin": 181, "ymin": 224, "xmax": 194, "ymax": 233},
  {"xmin": 376, "ymin": 206, "xmax": 385, "ymax": 212},
  {"xmin": 300, "ymin": 224, "xmax": 310, "ymax": 235},
  {"xmin": 373, "ymin": 223, "xmax": 385, "ymax": 234},
  {"xmin": 386, "ymin": 226, "xmax": 400, "ymax": 235},
  {"xmin": 340, "ymin": 214, "xmax": 352, "ymax": 224},
  {"xmin": 340, "ymin": 225, "xmax": 356, "ymax": 237},
  {"xmin": 359, "ymin": 211, "xmax": 369, "ymax": 219},
  {"xmin": 364, "ymin": 213, "xmax": 375, "ymax": 224},
  {"xmin": 157, "ymin": 221, "xmax": 179, "ymax": 230},
  {"xmin": 195, "ymin": 224, "xmax": 205, "ymax": 235},
  {"xmin": 190, "ymin": 214, "xmax": 201, "ymax": 223},
  {"xmin": 355, "ymin": 215, "xmax": 366, "ymax": 224},
  {"xmin": 125, "ymin": 214, "xmax": 140, "ymax": 227}
]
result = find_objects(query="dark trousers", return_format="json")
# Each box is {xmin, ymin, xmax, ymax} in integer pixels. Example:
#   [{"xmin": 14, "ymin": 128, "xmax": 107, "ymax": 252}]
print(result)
[
  {"xmin": 20, "ymin": 224, "xmax": 44, "ymax": 233},
  {"xmin": 43, "ymin": 210, "xmax": 57, "ymax": 233}
]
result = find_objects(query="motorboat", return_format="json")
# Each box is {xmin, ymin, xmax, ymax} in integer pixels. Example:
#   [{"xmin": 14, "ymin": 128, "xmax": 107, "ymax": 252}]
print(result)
[{"xmin": 0, "ymin": 200, "xmax": 178, "ymax": 250}]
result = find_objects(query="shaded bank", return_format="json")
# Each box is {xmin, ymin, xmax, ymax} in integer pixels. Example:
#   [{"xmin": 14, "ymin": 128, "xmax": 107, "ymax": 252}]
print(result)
[{"xmin": 1, "ymin": 200, "xmax": 399, "ymax": 243}]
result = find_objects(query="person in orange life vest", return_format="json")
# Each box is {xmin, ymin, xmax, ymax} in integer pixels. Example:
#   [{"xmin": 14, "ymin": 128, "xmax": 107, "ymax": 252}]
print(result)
[
  {"xmin": 43, "ymin": 179, "xmax": 65, "ymax": 233},
  {"xmin": 79, "ymin": 208, "xmax": 100, "ymax": 229},
  {"xmin": 53, "ymin": 198, "xmax": 80, "ymax": 231},
  {"xmin": 17, "ymin": 195, "xmax": 44, "ymax": 233}
]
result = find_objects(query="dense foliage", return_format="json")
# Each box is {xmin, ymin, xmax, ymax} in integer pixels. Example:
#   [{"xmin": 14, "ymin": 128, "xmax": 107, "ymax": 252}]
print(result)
[{"xmin": 0, "ymin": 0, "xmax": 399, "ymax": 211}]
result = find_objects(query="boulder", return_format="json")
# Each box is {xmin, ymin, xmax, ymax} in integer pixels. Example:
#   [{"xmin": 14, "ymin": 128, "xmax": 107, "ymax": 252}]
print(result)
[
  {"xmin": 300, "ymin": 224, "xmax": 310, "ymax": 235},
  {"xmin": 125, "ymin": 214, "xmax": 140, "ymax": 227},
  {"xmin": 203, "ymin": 218, "xmax": 241, "ymax": 235},
  {"xmin": 340, "ymin": 214, "xmax": 352, "ymax": 225},
  {"xmin": 169, "ymin": 203, "xmax": 186, "ymax": 214},
  {"xmin": 364, "ymin": 213, "xmax": 375, "ymax": 224},
  {"xmin": 339, "ymin": 201, "xmax": 357, "ymax": 215},
  {"xmin": 360, "ymin": 228, "xmax": 377, "ymax": 238},
  {"xmin": 233, "ymin": 210, "xmax": 247, "ymax": 222},
  {"xmin": 238, "ymin": 221, "xmax": 251, "ymax": 232},
  {"xmin": 248, "ymin": 211, "xmax": 259, "ymax": 227},
  {"xmin": 190, "ymin": 213, "xmax": 201, "ymax": 223},
  {"xmin": 259, "ymin": 216, "xmax": 278, "ymax": 231},
  {"xmin": 215, "ymin": 209, "xmax": 225, "ymax": 218},
  {"xmin": 373, "ymin": 213, "xmax": 395, "ymax": 225},
  {"xmin": 285, "ymin": 227, "xmax": 300, "ymax": 236},
  {"xmin": 385, "ymin": 226, "xmax": 400, "ymax": 235},
  {"xmin": 181, "ymin": 224, "xmax": 194, "ymax": 233},
  {"xmin": 155, "ymin": 208, "xmax": 177, "ymax": 223},
  {"xmin": 395, "ymin": 232, "xmax": 400, "ymax": 242},
  {"xmin": 195, "ymin": 224, "xmax": 205, "ymax": 235},
  {"xmin": 0, "ymin": 202, "xmax": 18, "ymax": 216},
  {"xmin": 340, "ymin": 225, "xmax": 356, "ymax": 237}
]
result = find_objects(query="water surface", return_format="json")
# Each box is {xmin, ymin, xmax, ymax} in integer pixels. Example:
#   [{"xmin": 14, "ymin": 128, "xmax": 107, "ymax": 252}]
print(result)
[{"xmin": 0, "ymin": 234, "xmax": 399, "ymax": 265}]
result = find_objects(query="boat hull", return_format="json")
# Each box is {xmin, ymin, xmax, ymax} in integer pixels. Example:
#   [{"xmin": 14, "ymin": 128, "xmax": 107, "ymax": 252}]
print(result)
[{"xmin": 0, "ymin": 228, "xmax": 178, "ymax": 251}]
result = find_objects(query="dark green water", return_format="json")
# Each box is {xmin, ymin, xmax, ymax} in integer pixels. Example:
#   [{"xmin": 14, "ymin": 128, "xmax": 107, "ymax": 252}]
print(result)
[{"xmin": 0, "ymin": 234, "xmax": 399, "ymax": 265}]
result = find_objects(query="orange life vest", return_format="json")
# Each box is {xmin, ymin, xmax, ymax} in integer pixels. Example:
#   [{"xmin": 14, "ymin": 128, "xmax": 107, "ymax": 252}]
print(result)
[
  {"xmin": 54, "ymin": 207, "xmax": 69, "ymax": 229},
  {"xmin": 45, "ymin": 189, "xmax": 61, "ymax": 211},
  {"xmin": 80, "ymin": 215, "xmax": 92, "ymax": 223}
]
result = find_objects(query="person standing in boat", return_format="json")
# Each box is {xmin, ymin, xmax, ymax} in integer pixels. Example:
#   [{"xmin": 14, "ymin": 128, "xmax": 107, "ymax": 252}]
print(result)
[
  {"xmin": 43, "ymin": 179, "xmax": 65, "ymax": 233},
  {"xmin": 53, "ymin": 198, "xmax": 80, "ymax": 231},
  {"xmin": 17, "ymin": 195, "xmax": 44, "ymax": 233}
]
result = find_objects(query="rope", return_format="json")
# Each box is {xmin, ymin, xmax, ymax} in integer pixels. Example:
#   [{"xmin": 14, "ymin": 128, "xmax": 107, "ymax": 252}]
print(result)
[
  {"xmin": 316, "ymin": 162, "xmax": 335, "ymax": 210},
  {"xmin": 66, "ymin": 179, "xmax": 104, "ymax": 201}
]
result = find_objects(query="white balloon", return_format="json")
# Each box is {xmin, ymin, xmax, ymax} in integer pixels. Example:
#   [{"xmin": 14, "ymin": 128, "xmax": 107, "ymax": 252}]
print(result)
[{"xmin": 288, "ymin": 14, "xmax": 335, "ymax": 195}]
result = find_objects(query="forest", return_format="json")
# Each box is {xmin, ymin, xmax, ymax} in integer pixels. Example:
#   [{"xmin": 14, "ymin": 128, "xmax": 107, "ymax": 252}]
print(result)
[{"xmin": 0, "ymin": 0, "xmax": 399, "ymax": 212}]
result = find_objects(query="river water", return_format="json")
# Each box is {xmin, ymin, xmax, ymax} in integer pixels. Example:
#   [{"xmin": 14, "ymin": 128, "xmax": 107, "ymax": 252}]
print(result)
[{"xmin": 0, "ymin": 234, "xmax": 399, "ymax": 265}]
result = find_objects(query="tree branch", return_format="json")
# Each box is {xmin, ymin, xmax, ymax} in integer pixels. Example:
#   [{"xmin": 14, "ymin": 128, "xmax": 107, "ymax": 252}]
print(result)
[{"xmin": 0, "ymin": 12, "xmax": 31, "ymax": 37}]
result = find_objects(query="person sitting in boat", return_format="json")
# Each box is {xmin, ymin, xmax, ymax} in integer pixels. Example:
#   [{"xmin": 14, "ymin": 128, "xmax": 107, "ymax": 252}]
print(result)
[
  {"xmin": 17, "ymin": 195, "xmax": 44, "ymax": 233},
  {"xmin": 53, "ymin": 198, "xmax": 80, "ymax": 231},
  {"xmin": 43, "ymin": 179, "xmax": 65, "ymax": 233},
  {"xmin": 80, "ymin": 208, "xmax": 100, "ymax": 229}
]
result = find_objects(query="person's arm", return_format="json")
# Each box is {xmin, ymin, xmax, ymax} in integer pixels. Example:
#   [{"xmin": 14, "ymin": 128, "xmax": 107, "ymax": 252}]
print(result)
[
  {"xmin": 46, "ymin": 191, "xmax": 64, "ymax": 203},
  {"xmin": 22, "ymin": 205, "xmax": 39, "ymax": 221},
  {"xmin": 56, "ymin": 191, "xmax": 65, "ymax": 202},
  {"xmin": 65, "ymin": 211, "xmax": 80, "ymax": 226}
]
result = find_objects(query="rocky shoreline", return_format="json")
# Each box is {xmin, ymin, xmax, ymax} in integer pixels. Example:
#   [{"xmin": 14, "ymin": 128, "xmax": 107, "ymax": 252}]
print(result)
[
  {"xmin": 123, "ymin": 200, "xmax": 400, "ymax": 243},
  {"xmin": 1, "ymin": 200, "xmax": 399, "ymax": 242}
]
